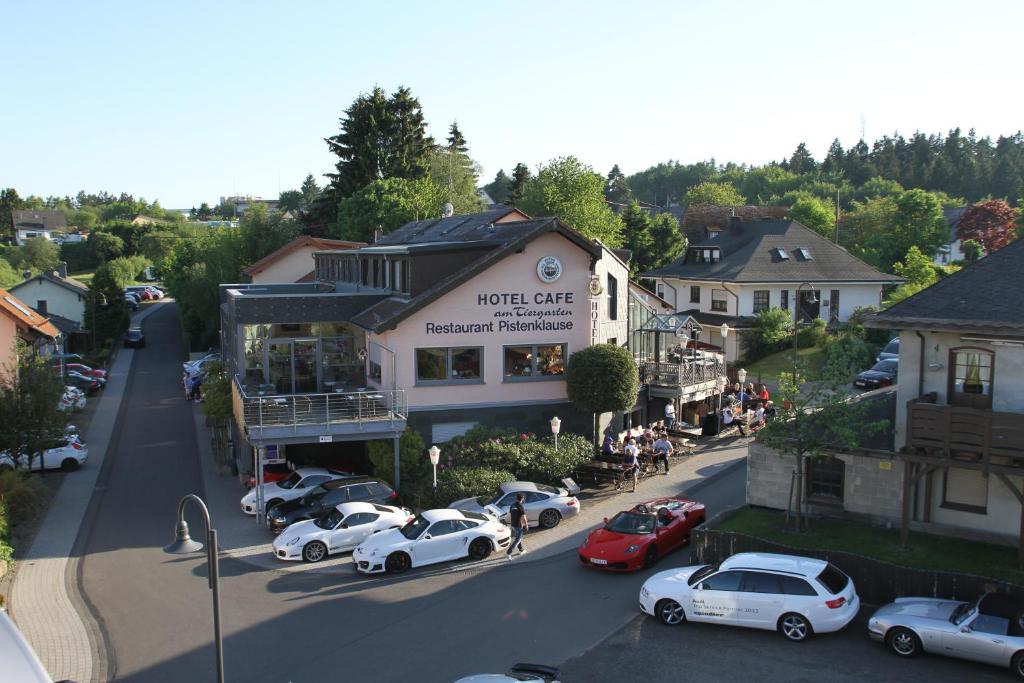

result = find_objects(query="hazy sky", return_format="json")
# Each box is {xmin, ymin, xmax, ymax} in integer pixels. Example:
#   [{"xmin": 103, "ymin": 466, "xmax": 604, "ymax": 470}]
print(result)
[{"xmin": 3, "ymin": 0, "xmax": 1022, "ymax": 208}]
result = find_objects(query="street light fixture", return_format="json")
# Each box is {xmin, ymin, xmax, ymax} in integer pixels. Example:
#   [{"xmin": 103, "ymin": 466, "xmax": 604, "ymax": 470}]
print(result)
[
  {"xmin": 163, "ymin": 494, "xmax": 224, "ymax": 683},
  {"xmin": 428, "ymin": 445, "xmax": 440, "ymax": 488},
  {"xmin": 719, "ymin": 322, "xmax": 729, "ymax": 361},
  {"xmin": 550, "ymin": 416, "xmax": 561, "ymax": 451}
]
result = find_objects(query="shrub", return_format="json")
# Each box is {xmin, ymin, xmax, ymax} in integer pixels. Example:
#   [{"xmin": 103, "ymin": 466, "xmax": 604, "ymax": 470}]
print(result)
[
  {"xmin": 431, "ymin": 466, "xmax": 516, "ymax": 510},
  {"xmin": 743, "ymin": 307, "xmax": 793, "ymax": 361},
  {"xmin": 0, "ymin": 470, "xmax": 49, "ymax": 561},
  {"xmin": 848, "ymin": 305, "xmax": 891, "ymax": 346},
  {"xmin": 367, "ymin": 428, "xmax": 427, "ymax": 488},
  {"xmin": 517, "ymin": 433, "xmax": 593, "ymax": 485},
  {"xmin": 824, "ymin": 332, "xmax": 874, "ymax": 381},
  {"xmin": 796, "ymin": 318, "xmax": 827, "ymax": 348}
]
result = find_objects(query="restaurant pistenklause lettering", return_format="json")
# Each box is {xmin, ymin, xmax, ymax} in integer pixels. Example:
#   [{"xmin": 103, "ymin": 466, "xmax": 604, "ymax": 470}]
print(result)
[{"xmin": 425, "ymin": 319, "xmax": 574, "ymax": 335}]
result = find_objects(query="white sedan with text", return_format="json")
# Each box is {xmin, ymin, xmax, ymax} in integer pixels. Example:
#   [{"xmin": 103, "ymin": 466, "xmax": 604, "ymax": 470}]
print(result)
[
  {"xmin": 272, "ymin": 502, "xmax": 413, "ymax": 563},
  {"xmin": 353, "ymin": 508, "xmax": 511, "ymax": 574}
]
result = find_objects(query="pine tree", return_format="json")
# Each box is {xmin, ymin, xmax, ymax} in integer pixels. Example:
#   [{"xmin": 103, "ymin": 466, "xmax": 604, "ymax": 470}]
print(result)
[
  {"xmin": 484, "ymin": 169, "xmax": 511, "ymax": 205},
  {"xmin": 447, "ymin": 121, "xmax": 468, "ymax": 155},
  {"xmin": 507, "ymin": 163, "xmax": 531, "ymax": 207},
  {"xmin": 299, "ymin": 174, "xmax": 320, "ymax": 207},
  {"xmin": 604, "ymin": 164, "xmax": 632, "ymax": 205},
  {"xmin": 788, "ymin": 142, "xmax": 817, "ymax": 174}
]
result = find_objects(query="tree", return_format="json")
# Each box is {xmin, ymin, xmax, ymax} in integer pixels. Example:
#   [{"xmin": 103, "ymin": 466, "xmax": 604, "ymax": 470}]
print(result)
[
  {"xmin": 483, "ymin": 169, "xmax": 511, "ymax": 205},
  {"xmin": 620, "ymin": 202, "xmax": 655, "ymax": 277},
  {"xmin": 684, "ymin": 181, "xmax": 745, "ymax": 207},
  {"xmin": 566, "ymin": 344, "xmax": 640, "ymax": 449},
  {"xmin": 648, "ymin": 212, "xmax": 685, "ymax": 271},
  {"xmin": 0, "ymin": 188, "xmax": 24, "ymax": 241},
  {"xmin": 604, "ymin": 164, "xmax": 632, "ymax": 205},
  {"xmin": 961, "ymin": 238, "xmax": 984, "ymax": 263},
  {"xmin": 334, "ymin": 177, "xmax": 446, "ymax": 242},
  {"xmin": 506, "ymin": 163, "xmax": 531, "ymax": 207},
  {"xmin": 0, "ymin": 342, "xmax": 66, "ymax": 474},
  {"xmin": 367, "ymin": 428, "xmax": 427, "ymax": 491},
  {"xmin": 884, "ymin": 189, "xmax": 949, "ymax": 271},
  {"xmin": 88, "ymin": 231, "xmax": 125, "ymax": 262},
  {"xmin": 788, "ymin": 196, "xmax": 836, "ymax": 240},
  {"xmin": 786, "ymin": 142, "xmax": 817, "ymax": 174},
  {"xmin": 196, "ymin": 203, "xmax": 213, "ymax": 220},
  {"xmin": 446, "ymin": 121, "xmax": 468, "ymax": 155},
  {"xmin": 20, "ymin": 238, "xmax": 60, "ymax": 272},
  {"xmin": 300, "ymin": 174, "xmax": 320, "ymax": 208},
  {"xmin": 325, "ymin": 86, "xmax": 434, "ymax": 197},
  {"xmin": 428, "ymin": 146, "xmax": 482, "ymax": 214},
  {"xmin": 519, "ymin": 157, "xmax": 624, "ymax": 246},
  {"xmin": 239, "ymin": 204, "xmax": 300, "ymax": 266},
  {"xmin": 84, "ymin": 264, "xmax": 128, "ymax": 350},
  {"xmin": 956, "ymin": 199, "xmax": 1018, "ymax": 254},
  {"xmin": 216, "ymin": 202, "xmax": 237, "ymax": 220},
  {"xmin": 893, "ymin": 245, "xmax": 937, "ymax": 287},
  {"xmin": 277, "ymin": 190, "xmax": 303, "ymax": 213}
]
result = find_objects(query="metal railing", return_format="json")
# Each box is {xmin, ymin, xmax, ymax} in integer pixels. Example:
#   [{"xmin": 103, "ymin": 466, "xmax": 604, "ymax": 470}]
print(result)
[
  {"xmin": 234, "ymin": 377, "xmax": 407, "ymax": 433},
  {"xmin": 641, "ymin": 356, "xmax": 725, "ymax": 388}
]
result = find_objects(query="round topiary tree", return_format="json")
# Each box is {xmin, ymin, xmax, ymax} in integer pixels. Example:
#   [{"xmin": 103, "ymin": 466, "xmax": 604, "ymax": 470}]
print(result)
[{"xmin": 566, "ymin": 343, "xmax": 640, "ymax": 450}]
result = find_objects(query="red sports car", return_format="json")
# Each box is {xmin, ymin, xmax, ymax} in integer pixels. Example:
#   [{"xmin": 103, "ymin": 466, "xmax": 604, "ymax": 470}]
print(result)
[
  {"xmin": 62, "ymin": 363, "xmax": 108, "ymax": 380},
  {"xmin": 578, "ymin": 497, "xmax": 705, "ymax": 572}
]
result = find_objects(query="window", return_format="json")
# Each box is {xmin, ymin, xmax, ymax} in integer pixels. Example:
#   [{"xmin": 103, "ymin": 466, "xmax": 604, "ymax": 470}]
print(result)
[
  {"xmin": 345, "ymin": 512, "xmax": 379, "ymax": 526},
  {"xmin": 779, "ymin": 575, "xmax": 817, "ymax": 596},
  {"xmin": 753, "ymin": 290, "xmax": 769, "ymax": 313},
  {"xmin": 942, "ymin": 467, "xmax": 988, "ymax": 514},
  {"xmin": 36, "ymin": 300, "xmax": 47, "ymax": 314},
  {"xmin": 780, "ymin": 290, "xmax": 789, "ymax": 310},
  {"xmin": 656, "ymin": 285, "xmax": 665, "ymax": 299},
  {"xmin": 503, "ymin": 343, "xmax": 566, "ymax": 381},
  {"xmin": 774, "ymin": 247, "xmax": 789, "ymax": 261},
  {"xmin": 830, "ymin": 290, "xmax": 840, "ymax": 322},
  {"xmin": 796, "ymin": 247, "xmax": 813, "ymax": 261},
  {"xmin": 807, "ymin": 456, "xmax": 844, "ymax": 503},
  {"xmin": 690, "ymin": 286, "xmax": 701, "ymax": 304},
  {"xmin": 368, "ymin": 483, "xmax": 394, "ymax": 498},
  {"xmin": 344, "ymin": 484, "xmax": 374, "ymax": 500},
  {"xmin": 607, "ymin": 338, "xmax": 617, "ymax": 346},
  {"xmin": 816, "ymin": 564, "xmax": 850, "ymax": 594},
  {"xmin": 607, "ymin": 274, "xmax": 618, "ymax": 320},
  {"xmin": 949, "ymin": 347, "xmax": 994, "ymax": 409},
  {"xmin": 427, "ymin": 520, "xmax": 461, "ymax": 537},
  {"xmin": 741, "ymin": 571, "xmax": 782, "ymax": 594},
  {"xmin": 711, "ymin": 289, "xmax": 728, "ymax": 313},
  {"xmin": 702, "ymin": 570, "xmax": 744, "ymax": 592},
  {"xmin": 415, "ymin": 347, "xmax": 482, "ymax": 384},
  {"xmin": 689, "ymin": 248, "xmax": 720, "ymax": 264},
  {"xmin": 523, "ymin": 491, "xmax": 548, "ymax": 504}
]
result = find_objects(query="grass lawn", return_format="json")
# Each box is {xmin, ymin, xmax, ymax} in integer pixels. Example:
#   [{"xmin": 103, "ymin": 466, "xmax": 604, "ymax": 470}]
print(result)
[
  {"xmin": 70, "ymin": 271, "xmax": 94, "ymax": 285},
  {"xmin": 716, "ymin": 507, "xmax": 1024, "ymax": 585},
  {"xmin": 742, "ymin": 346, "xmax": 826, "ymax": 384}
]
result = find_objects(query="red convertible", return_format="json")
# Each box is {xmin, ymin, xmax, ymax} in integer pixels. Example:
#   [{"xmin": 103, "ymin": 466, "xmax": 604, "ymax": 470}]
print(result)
[{"xmin": 578, "ymin": 498, "xmax": 705, "ymax": 572}]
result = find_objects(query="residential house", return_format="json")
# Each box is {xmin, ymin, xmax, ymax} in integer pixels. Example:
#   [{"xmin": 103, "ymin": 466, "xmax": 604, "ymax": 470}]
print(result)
[
  {"xmin": 9, "ymin": 270, "xmax": 90, "ymax": 344},
  {"xmin": 243, "ymin": 236, "xmax": 366, "ymax": 284},
  {"xmin": 933, "ymin": 206, "xmax": 968, "ymax": 266},
  {"xmin": 681, "ymin": 204, "xmax": 789, "ymax": 242},
  {"xmin": 12, "ymin": 210, "xmax": 67, "ymax": 245},
  {"xmin": 643, "ymin": 217, "xmax": 903, "ymax": 362},
  {"xmin": 0, "ymin": 288, "xmax": 60, "ymax": 381}
]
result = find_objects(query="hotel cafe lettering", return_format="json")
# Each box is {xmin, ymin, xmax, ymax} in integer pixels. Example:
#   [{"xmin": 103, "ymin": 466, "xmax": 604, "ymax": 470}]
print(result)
[{"xmin": 424, "ymin": 290, "xmax": 577, "ymax": 335}]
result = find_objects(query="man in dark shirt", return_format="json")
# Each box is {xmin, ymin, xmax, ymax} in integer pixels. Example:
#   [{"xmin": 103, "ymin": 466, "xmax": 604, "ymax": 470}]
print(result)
[{"xmin": 506, "ymin": 493, "xmax": 528, "ymax": 559}]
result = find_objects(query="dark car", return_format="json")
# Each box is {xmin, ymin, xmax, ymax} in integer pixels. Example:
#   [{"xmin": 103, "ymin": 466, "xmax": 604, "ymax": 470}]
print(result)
[
  {"xmin": 266, "ymin": 476, "xmax": 398, "ymax": 534},
  {"xmin": 65, "ymin": 371, "xmax": 103, "ymax": 396},
  {"xmin": 854, "ymin": 358, "xmax": 898, "ymax": 390},
  {"xmin": 124, "ymin": 328, "xmax": 146, "ymax": 348},
  {"xmin": 876, "ymin": 337, "xmax": 900, "ymax": 363}
]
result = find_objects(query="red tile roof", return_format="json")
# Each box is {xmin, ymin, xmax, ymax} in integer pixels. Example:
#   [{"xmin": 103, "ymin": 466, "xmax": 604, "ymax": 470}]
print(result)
[
  {"xmin": 0, "ymin": 288, "xmax": 60, "ymax": 338},
  {"xmin": 243, "ymin": 236, "xmax": 366, "ymax": 277}
]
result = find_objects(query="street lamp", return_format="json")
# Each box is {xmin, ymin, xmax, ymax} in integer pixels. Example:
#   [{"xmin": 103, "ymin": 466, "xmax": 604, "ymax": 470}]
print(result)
[
  {"xmin": 428, "ymin": 445, "xmax": 440, "ymax": 488},
  {"xmin": 163, "ymin": 494, "xmax": 224, "ymax": 683},
  {"xmin": 550, "ymin": 416, "xmax": 561, "ymax": 451},
  {"xmin": 719, "ymin": 322, "xmax": 729, "ymax": 361}
]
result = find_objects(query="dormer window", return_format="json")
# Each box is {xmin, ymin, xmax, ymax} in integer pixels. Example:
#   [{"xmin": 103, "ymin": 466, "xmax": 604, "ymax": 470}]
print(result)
[
  {"xmin": 689, "ymin": 247, "xmax": 720, "ymax": 264},
  {"xmin": 796, "ymin": 248, "xmax": 812, "ymax": 261}
]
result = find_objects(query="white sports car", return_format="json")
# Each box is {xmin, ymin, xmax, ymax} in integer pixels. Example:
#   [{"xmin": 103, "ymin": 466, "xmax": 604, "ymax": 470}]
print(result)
[
  {"xmin": 353, "ymin": 508, "xmax": 511, "ymax": 574},
  {"xmin": 240, "ymin": 467, "xmax": 350, "ymax": 515},
  {"xmin": 272, "ymin": 502, "xmax": 413, "ymax": 563}
]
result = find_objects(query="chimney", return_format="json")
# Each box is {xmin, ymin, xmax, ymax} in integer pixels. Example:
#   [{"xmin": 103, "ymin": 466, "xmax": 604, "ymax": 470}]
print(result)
[
  {"xmin": 372, "ymin": 226, "xmax": 384, "ymax": 243},
  {"xmin": 57, "ymin": 261, "xmax": 68, "ymax": 278}
]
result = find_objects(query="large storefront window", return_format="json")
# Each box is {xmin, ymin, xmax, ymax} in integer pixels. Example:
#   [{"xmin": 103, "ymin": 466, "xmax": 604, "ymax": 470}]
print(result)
[
  {"xmin": 415, "ymin": 347, "xmax": 482, "ymax": 384},
  {"xmin": 240, "ymin": 322, "xmax": 366, "ymax": 394},
  {"xmin": 243, "ymin": 325, "xmax": 266, "ymax": 386},
  {"xmin": 503, "ymin": 343, "xmax": 567, "ymax": 381}
]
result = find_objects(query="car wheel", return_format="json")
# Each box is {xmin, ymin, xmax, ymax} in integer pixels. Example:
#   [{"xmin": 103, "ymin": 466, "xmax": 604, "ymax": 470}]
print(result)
[
  {"xmin": 1011, "ymin": 651, "xmax": 1024, "ymax": 679},
  {"xmin": 265, "ymin": 498, "xmax": 283, "ymax": 511},
  {"xmin": 778, "ymin": 613, "xmax": 812, "ymax": 642},
  {"xmin": 61, "ymin": 458, "xmax": 80, "ymax": 472},
  {"xmin": 302, "ymin": 541, "xmax": 327, "ymax": 563},
  {"xmin": 656, "ymin": 599, "xmax": 686, "ymax": 626},
  {"xmin": 538, "ymin": 509, "xmax": 561, "ymax": 529},
  {"xmin": 643, "ymin": 544, "xmax": 658, "ymax": 569},
  {"xmin": 468, "ymin": 537, "xmax": 492, "ymax": 561},
  {"xmin": 886, "ymin": 627, "xmax": 921, "ymax": 657},
  {"xmin": 385, "ymin": 551, "xmax": 411, "ymax": 573}
]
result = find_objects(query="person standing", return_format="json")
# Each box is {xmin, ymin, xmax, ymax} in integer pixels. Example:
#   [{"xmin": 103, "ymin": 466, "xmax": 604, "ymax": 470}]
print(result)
[
  {"xmin": 664, "ymin": 401, "xmax": 676, "ymax": 430},
  {"xmin": 506, "ymin": 493, "xmax": 528, "ymax": 560},
  {"xmin": 623, "ymin": 439, "xmax": 640, "ymax": 492}
]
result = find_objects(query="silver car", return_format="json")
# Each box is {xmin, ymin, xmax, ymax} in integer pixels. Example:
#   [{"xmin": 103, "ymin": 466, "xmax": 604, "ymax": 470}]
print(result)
[
  {"xmin": 449, "ymin": 481, "xmax": 580, "ymax": 529},
  {"xmin": 868, "ymin": 593, "xmax": 1024, "ymax": 679}
]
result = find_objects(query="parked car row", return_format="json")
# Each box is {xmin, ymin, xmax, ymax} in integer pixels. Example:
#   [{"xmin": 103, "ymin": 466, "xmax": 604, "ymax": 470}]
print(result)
[
  {"xmin": 0, "ymin": 428, "xmax": 88, "ymax": 472},
  {"xmin": 854, "ymin": 337, "xmax": 900, "ymax": 390},
  {"xmin": 124, "ymin": 285, "xmax": 164, "ymax": 302}
]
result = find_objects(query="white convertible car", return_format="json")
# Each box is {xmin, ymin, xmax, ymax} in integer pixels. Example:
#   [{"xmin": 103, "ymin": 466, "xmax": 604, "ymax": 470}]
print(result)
[
  {"xmin": 272, "ymin": 502, "xmax": 413, "ymax": 563},
  {"xmin": 353, "ymin": 508, "xmax": 511, "ymax": 574}
]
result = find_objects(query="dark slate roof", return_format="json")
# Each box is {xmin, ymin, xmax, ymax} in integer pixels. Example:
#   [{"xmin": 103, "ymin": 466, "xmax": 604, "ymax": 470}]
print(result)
[
  {"xmin": 867, "ymin": 237, "xmax": 1024, "ymax": 332},
  {"xmin": 351, "ymin": 218, "xmax": 602, "ymax": 332},
  {"xmin": 231, "ymin": 291, "xmax": 390, "ymax": 325},
  {"xmin": 12, "ymin": 210, "xmax": 67, "ymax": 231},
  {"xmin": 42, "ymin": 312, "xmax": 82, "ymax": 335},
  {"xmin": 644, "ymin": 219, "xmax": 902, "ymax": 284},
  {"xmin": 10, "ymin": 272, "xmax": 88, "ymax": 297},
  {"xmin": 373, "ymin": 207, "xmax": 528, "ymax": 246},
  {"xmin": 613, "ymin": 248, "xmax": 632, "ymax": 264},
  {"xmin": 676, "ymin": 308, "xmax": 756, "ymax": 329}
]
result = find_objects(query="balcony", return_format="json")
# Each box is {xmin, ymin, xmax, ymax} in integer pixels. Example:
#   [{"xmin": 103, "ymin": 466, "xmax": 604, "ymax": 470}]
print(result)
[
  {"xmin": 640, "ymin": 355, "xmax": 726, "ymax": 399},
  {"xmin": 906, "ymin": 400, "xmax": 1024, "ymax": 469},
  {"xmin": 232, "ymin": 377, "xmax": 407, "ymax": 446}
]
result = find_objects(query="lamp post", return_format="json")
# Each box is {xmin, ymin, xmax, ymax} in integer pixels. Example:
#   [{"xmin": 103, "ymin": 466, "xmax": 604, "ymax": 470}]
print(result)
[
  {"xmin": 719, "ymin": 322, "xmax": 729, "ymax": 362},
  {"xmin": 163, "ymin": 494, "xmax": 224, "ymax": 683},
  {"xmin": 550, "ymin": 416, "xmax": 561, "ymax": 451},
  {"xmin": 428, "ymin": 445, "xmax": 440, "ymax": 488},
  {"xmin": 793, "ymin": 283, "xmax": 818, "ymax": 390},
  {"xmin": 715, "ymin": 376, "xmax": 727, "ymax": 438}
]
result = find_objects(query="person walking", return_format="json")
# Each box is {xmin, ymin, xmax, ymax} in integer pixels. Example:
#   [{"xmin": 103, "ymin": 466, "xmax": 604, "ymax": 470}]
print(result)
[
  {"xmin": 506, "ymin": 493, "xmax": 528, "ymax": 560},
  {"xmin": 623, "ymin": 438, "xmax": 640, "ymax": 492},
  {"xmin": 652, "ymin": 432, "xmax": 674, "ymax": 474},
  {"xmin": 664, "ymin": 401, "xmax": 676, "ymax": 430}
]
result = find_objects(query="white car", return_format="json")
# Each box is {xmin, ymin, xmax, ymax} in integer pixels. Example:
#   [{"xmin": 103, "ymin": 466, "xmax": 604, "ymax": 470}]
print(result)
[
  {"xmin": 272, "ymin": 502, "xmax": 414, "ymax": 563},
  {"xmin": 61, "ymin": 386, "xmax": 86, "ymax": 411},
  {"xmin": 0, "ymin": 437, "xmax": 88, "ymax": 473},
  {"xmin": 353, "ymin": 508, "xmax": 512, "ymax": 574},
  {"xmin": 240, "ymin": 467, "xmax": 350, "ymax": 515},
  {"xmin": 639, "ymin": 552, "xmax": 860, "ymax": 642}
]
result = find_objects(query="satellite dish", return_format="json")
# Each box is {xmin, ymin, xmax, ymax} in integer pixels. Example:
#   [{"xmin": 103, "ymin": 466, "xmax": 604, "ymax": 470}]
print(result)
[{"xmin": 442, "ymin": 202, "xmax": 454, "ymax": 217}]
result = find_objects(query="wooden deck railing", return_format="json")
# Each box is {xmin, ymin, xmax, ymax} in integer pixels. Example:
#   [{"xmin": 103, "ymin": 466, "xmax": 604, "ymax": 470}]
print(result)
[{"xmin": 907, "ymin": 399, "xmax": 1024, "ymax": 465}]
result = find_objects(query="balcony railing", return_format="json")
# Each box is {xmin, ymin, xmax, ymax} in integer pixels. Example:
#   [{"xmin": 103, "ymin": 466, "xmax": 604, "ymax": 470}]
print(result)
[
  {"xmin": 641, "ymin": 356, "xmax": 725, "ymax": 388},
  {"xmin": 233, "ymin": 377, "xmax": 407, "ymax": 436},
  {"xmin": 907, "ymin": 399, "xmax": 1024, "ymax": 466}
]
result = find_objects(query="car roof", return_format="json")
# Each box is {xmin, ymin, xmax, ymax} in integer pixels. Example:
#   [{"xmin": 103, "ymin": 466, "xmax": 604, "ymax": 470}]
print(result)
[
  {"xmin": 720, "ymin": 552, "xmax": 827, "ymax": 577},
  {"xmin": 422, "ymin": 508, "xmax": 470, "ymax": 523},
  {"xmin": 499, "ymin": 481, "xmax": 541, "ymax": 493},
  {"xmin": 322, "ymin": 475, "xmax": 378, "ymax": 489},
  {"xmin": 334, "ymin": 501, "xmax": 378, "ymax": 515},
  {"xmin": 293, "ymin": 467, "xmax": 332, "ymax": 477}
]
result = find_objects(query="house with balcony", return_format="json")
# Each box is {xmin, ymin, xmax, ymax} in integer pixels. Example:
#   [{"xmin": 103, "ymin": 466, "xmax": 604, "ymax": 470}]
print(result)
[
  {"xmin": 643, "ymin": 217, "xmax": 902, "ymax": 362},
  {"xmin": 0, "ymin": 288, "xmax": 60, "ymax": 381}
]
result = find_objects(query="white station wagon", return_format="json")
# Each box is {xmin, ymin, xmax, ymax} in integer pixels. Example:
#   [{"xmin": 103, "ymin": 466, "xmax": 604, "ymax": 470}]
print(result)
[{"xmin": 639, "ymin": 552, "xmax": 860, "ymax": 641}]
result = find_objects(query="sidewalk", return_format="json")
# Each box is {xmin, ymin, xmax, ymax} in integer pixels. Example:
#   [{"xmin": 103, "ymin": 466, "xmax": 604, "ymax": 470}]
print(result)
[
  {"xmin": 193, "ymin": 405, "xmax": 750, "ymax": 574},
  {"xmin": 7, "ymin": 301, "xmax": 168, "ymax": 683}
]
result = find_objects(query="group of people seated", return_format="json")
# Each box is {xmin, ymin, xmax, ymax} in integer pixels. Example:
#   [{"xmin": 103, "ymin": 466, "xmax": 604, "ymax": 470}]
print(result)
[
  {"xmin": 720, "ymin": 382, "xmax": 776, "ymax": 434},
  {"xmin": 601, "ymin": 425, "xmax": 676, "ymax": 492}
]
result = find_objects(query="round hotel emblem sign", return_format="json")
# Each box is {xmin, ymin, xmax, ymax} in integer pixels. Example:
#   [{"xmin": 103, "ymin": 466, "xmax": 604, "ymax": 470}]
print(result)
[
  {"xmin": 536, "ymin": 256, "xmax": 563, "ymax": 283},
  {"xmin": 587, "ymin": 276, "xmax": 603, "ymax": 297}
]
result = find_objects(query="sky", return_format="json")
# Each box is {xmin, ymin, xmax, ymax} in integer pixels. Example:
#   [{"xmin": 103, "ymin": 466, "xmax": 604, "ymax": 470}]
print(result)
[{"xmin": 3, "ymin": 0, "xmax": 1022, "ymax": 208}]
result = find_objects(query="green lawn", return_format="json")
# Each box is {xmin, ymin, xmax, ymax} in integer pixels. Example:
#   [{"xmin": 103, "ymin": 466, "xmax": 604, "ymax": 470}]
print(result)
[
  {"xmin": 70, "ymin": 271, "xmax": 94, "ymax": 285},
  {"xmin": 741, "ymin": 346, "xmax": 826, "ymax": 384},
  {"xmin": 716, "ymin": 507, "xmax": 1024, "ymax": 585}
]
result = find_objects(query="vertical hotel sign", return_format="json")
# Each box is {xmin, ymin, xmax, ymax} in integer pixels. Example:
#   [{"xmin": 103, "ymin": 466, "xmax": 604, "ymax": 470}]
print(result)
[{"xmin": 587, "ymin": 276, "xmax": 603, "ymax": 345}]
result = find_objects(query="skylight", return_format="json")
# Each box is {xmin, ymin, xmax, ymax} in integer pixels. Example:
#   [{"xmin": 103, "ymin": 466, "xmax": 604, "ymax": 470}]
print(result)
[
  {"xmin": 4, "ymin": 296, "xmax": 32, "ymax": 318},
  {"xmin": 774, "ymin": 247, "xmax": 789, "ymax": 260},
  {"xmin": 796, "ymin": 248, "xmax": 812, "ymax": 261}
]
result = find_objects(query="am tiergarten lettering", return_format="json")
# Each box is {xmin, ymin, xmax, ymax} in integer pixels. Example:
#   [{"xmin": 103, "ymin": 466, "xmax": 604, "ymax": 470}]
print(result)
[{"xmin": 425, "ymin": 291, "xmax": 576, "ymax": 335}]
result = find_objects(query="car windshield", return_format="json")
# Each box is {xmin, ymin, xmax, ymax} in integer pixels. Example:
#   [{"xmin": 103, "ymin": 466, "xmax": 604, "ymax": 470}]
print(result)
[
  {"xmin": 300, "ymin": 486, "xmax": 327, "ymax": 503},
  {"xmin": 872, "ymin": 359, "xmax": 897, "ymax": 373},
  {"xmin": 400, "ymin": 516, "xmax": 430, "ymax": 540},
  {"xmin": 951, "ymin": 599, "xmax": 979, "ymax": 625},
  {"xmin": 315, "ymin": 509, "xmax": 343, "ymax": 530},
  {"xmin": 277, "ymin": 473, "xmax": 302, "ymax": 490},
  {"xmin": 687, "ymin": 564, "xmax": 719, "ymax": 587},
  {"xmin": 883, "ymin": 340, "xmax": 899, "ymax": 354},
  {"xmin": 476, "ymin": 492, "xmax": 501, "ymax": 506},
  {"xmin": 605, "ymin": 511, "xmax": 655, "ymax": 535}
]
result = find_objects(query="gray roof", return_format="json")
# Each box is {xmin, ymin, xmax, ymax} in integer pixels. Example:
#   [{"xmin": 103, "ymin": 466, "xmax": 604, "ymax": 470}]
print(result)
[
  {"xmin": 868, "ymin": 237, "xmax": 1024, "ymax": 333},
  {"xmin": 41, "ymin": 312, "xmax": 82, "ymax": 335},
  {"xmin": 644, "ymin": 219, "xmax": 902, "ymax": 284},
  {"xmin": 10, "ymin": 272, "xmax": 88, "ymax": 297},
  {"xmin": 12, "ymin": 210, "xmax": 67, "ymax": 232},
  {"xmin": 373, "ymin": 207, "xmax": 527, "ymax": 246}
]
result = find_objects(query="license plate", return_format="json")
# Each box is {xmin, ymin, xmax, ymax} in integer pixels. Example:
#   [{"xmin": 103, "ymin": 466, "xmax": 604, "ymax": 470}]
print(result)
[{"xmin": 590, "ymin": 558, "xmax": 608, "ymax": 565}]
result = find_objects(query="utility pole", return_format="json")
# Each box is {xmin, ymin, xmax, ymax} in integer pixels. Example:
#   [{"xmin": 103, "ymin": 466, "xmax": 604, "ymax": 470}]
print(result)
[{"xmin": 833, "ymin": 188, "xmax": 841, "ymax": 243}]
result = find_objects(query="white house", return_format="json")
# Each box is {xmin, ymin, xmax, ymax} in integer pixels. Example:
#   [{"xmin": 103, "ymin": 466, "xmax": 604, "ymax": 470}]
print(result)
[
  {"xmin": 643, "ymin": 217, "xmax": 902, "ymax": 361},
  {"xmin": 9, "ymin": 271, "xmax": 89, "ymax": 332},
  {"xmin": 933, "ymin": 206, "xmax": 967, "ymax": 266},
  {"xmin": 242, "ymin": 235, "xmax": 366, "ymax": 284},
  {"xmin": 12, "ymin": 210, "xmax": 67, "ymax": 246}
]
